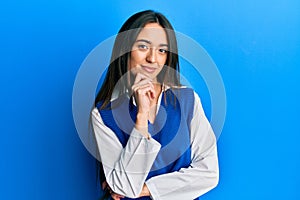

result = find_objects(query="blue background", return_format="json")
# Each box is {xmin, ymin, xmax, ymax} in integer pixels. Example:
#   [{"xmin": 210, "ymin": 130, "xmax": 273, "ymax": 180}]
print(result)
[{"xmin": 1, "ymin": 0, "xmax": 299, "ymax": 199}]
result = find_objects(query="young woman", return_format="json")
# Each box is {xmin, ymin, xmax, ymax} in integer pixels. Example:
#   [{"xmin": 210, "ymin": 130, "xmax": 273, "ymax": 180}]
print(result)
[{"xmin": 91, "ymin": 10, "xmax": 219, "ymax": 200}]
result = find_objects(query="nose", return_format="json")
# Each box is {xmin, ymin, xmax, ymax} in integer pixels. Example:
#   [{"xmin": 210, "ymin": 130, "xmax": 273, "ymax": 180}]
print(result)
[{"xmin": 146, "ymin": 48, "xmax": 157, "ymax": 63}]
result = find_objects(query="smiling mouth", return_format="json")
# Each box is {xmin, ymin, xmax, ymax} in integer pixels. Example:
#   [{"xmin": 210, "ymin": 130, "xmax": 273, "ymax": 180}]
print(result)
[{"xmin": 142, "ymin": 65, "xmax": 157, "ymax": 73}]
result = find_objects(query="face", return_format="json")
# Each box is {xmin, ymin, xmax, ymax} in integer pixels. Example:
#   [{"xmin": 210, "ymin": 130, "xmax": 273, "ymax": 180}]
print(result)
[{"xmin": 129, "ymin": 23, "xmax": 168, "ymax": 81}]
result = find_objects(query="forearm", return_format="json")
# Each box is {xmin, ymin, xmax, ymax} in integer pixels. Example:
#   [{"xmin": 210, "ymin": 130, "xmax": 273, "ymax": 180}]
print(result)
[
  {"xmin": 92, "ymin": 109, "xmax": 161, "ymax": 198},
  {"xmin": 145, "ymin": 145, "xmax": 219, "ymax": 200},
  {"xmin": 104, "ymin": 128, "xmax": 160, "ymax": 197},
  {"xmin": 145, "ymin": 92, "xmax": 219, "ymax": 199}
]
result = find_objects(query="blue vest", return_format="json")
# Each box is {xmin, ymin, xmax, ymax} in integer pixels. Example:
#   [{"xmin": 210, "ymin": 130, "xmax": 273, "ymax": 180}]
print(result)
[{"xmin": 97, "ymin": 88, "xmax": 199, "ymax": 200}]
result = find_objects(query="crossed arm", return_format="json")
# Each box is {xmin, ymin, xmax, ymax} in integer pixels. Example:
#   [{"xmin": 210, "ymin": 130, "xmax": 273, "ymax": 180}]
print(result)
[{"xmin": 91, "ymin": 92, "xmax": 219, "ymax": 200}]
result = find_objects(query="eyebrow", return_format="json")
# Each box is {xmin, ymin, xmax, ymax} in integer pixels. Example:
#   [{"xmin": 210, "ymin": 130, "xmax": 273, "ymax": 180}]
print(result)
[{"xmin": 135, "ymin": 39, "xmax": 169, "ymax": 48}]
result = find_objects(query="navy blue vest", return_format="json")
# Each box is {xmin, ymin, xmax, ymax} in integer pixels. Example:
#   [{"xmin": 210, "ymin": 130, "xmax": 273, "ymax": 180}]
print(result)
[{"xmin": 97, "ymin": 88, "xmax": 199, "ymax": 200}]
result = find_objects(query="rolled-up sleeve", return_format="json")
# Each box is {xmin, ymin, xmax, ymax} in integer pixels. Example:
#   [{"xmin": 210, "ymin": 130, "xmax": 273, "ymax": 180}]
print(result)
[{"xmin": 91, "ymin": 108, "xmax": 161, "ymax": 198}]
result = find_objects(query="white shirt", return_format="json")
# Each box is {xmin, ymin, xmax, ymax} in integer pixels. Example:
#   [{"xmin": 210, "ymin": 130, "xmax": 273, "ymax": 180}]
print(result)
[{"xmin": 91, "ymin": 89, "xmax": 219, "ymax": 200}]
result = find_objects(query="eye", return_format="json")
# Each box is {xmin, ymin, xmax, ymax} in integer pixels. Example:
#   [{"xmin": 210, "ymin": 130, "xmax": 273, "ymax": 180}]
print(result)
[
  {"xmin": 137, "ymin": 44, "xmax": 148, "ymax": 50},
  {"xmin": 158, "ymin": 48, "xmax": 168, "ymax": 54}
]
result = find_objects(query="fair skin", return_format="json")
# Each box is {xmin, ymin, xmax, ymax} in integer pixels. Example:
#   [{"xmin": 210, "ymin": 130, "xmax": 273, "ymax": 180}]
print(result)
[
  {"xmin": 107, "ymin": 23, "xmax": 168, "ymax": 200},
  {"xmin": 130, "ymin": 22, "xmax": 168, "ymax": 134}
]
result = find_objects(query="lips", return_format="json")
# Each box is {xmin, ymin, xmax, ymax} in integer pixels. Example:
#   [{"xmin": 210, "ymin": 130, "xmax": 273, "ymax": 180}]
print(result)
[{"xmin": 142, "ymin": 65, "xmax": 157, "ymax": 73}]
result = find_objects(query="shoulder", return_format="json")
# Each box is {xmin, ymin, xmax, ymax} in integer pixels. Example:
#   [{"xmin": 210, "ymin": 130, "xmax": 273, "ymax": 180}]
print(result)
[
  {"xmin": 166, "ymin": 86, "xmax": 196, "ymax": 120},
  {"xmin": 169, "ymin": 86, "xmax": 205, "ymax": 117},
  {"xmin": 167, "ymin": 86, "xmax": 196, "ymax": 103},
  {"xmin": 91, "ymin": 106, "xmax": 104, "ymax": 125},
  {"xmin": 165, "ymin": 86, "xmax": 193, "ymax": 98},
  {"xmin": 95, "ymin": 93, "xmax": 129, "ymax": 111},
  {"xmin": 165, "ymin": 86, "xmax": 203, "ymax": 104}
]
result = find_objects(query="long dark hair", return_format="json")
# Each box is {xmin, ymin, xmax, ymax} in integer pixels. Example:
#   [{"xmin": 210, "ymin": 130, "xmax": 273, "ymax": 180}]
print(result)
[
  {"xmin": 93, "ymin": 10, "xmax": 181, "ymax": 198},
  {"xmin": 95, "ymin": 10, "xmax": 180, "ymax": 109}
]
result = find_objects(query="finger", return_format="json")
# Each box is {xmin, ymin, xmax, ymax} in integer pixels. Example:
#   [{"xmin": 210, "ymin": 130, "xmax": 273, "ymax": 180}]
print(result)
[
  {"xmin": 111, "ymin": 195, "xmax": 119, "ymax": 200},
  {"xmin": 136, "ymin": 84, "xmax": 155, "ymax": 96},
  {"xmin": 137, "ymin": 81, "xmax": 154, "ymax": 90},
  {"xmin": 111, "ymin": 193, "xmax": 124, "ymax": 200},
  {"xmin": 147, "ymin": 90, "xmax": 155, "ymax": 100},
  {"xmin": 134, "ymin": 73, "xmax": 151, "ymax": 84},
  {"xmin": 115, "ymin": 193, "xmax": 125, "ymax": 198},
  {"xmin": 133, "ymin": 79, "xmax": 148, "ymax": 90},
  {"xmin": 144, "ymin": 82, "xmax": 156, "ymax": 99},
  {"xmin": 102, "ymin": 181, "xmax": 107, "ymax": 190},
  {"xmin": 111, "ymin": 194, "xmax": 120, "ymax": 200},
  {"xmin": 132, "ymin": 79, "xmax": 153, "ymax": 92}
]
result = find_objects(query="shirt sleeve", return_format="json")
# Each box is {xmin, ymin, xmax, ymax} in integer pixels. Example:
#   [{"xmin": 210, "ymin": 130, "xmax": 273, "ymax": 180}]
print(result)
[
  {"xmin": 145, "ymin": 92, "xmax": 219, "ymax": 200},
  {"xmin": 91, "ymin": 108, "xmax": 161, "ymax": 198}
]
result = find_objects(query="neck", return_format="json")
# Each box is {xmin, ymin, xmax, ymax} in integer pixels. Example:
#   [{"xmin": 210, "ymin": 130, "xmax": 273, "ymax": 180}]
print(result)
[{"xmin": 153, "ymin": 83, "xmax": 162, "ymax": 102}]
